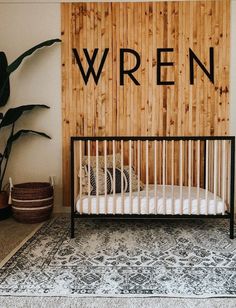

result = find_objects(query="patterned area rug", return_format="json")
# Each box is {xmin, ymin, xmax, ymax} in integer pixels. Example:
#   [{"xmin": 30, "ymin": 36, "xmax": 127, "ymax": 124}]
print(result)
[{"xmin": 0, "ymin": 216, "xmax": 235, "ymax": 297}]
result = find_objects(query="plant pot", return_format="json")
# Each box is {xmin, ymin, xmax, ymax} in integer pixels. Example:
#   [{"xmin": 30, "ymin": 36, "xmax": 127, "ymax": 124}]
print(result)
[
  {"xmin": 0, "ymin": 191, "xmax": 8, "ymax": 209},
  {"xmin": 12, "ymin": 182, "xmax": 54, "ymax": 223},
  {"xmin": 0, "ymin": 191, "xmax": 11, "ymax": 220}
]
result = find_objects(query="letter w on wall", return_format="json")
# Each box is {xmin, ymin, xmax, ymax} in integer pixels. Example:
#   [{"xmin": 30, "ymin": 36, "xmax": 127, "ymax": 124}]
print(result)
[{"xmin": 72, "ymin": 48, "xmax": 109, "ymax": 85}]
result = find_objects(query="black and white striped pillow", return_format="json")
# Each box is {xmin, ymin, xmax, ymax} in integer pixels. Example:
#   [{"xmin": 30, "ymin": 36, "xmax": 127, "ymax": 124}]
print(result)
[{"xmin": 83, "ymin": 165, "xmax": 144, "ymax": 195}]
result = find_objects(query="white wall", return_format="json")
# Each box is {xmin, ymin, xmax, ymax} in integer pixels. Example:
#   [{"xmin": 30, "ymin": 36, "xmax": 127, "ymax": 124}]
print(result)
[{"xmin": 0, "ymin": 0, "xmax": 236, "ymax": 213}]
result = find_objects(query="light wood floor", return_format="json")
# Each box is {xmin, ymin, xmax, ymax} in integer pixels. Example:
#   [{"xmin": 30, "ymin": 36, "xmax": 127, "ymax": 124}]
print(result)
[{"xmin": 0, "ymin": 217, "xmax": 41, "ymax": 262}]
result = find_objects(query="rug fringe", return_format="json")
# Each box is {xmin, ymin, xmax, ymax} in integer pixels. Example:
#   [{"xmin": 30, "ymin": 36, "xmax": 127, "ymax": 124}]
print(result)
[{"xmin": 0, "ymin": 292, "xmax": 235, "ymax": 299}]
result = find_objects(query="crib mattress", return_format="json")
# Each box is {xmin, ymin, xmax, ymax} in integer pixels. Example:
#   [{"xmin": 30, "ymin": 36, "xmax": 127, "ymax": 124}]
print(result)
[{"xmin": 75, "ymin": 185, "xmax": 227, "ymax": 215}]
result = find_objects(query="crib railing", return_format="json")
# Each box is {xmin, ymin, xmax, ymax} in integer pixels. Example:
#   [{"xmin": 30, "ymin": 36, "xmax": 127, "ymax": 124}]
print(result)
[{"xmin": 70, "ymin": 136, "xmax": 235, "ymax": 238}]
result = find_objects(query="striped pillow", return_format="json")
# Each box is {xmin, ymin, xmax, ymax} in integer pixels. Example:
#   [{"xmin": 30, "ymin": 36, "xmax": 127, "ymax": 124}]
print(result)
[{"xmin": 81, "ymin": 165, "xmax": 144, "ymax": 195}]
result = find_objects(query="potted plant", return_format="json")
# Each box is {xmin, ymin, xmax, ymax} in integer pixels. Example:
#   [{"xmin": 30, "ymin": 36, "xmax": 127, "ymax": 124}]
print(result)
[{"xmin": 0, "ymin": 39, "xmax": 61, "ymax": 220}]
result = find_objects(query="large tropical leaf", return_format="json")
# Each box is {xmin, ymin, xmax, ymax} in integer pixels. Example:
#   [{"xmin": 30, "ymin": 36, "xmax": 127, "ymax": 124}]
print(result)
[
  {"xmin": 5, "ymin": 129, "xmax": 51, "ymax": 158},
  {"xmin": 0, "ymin": 52, "xmax": 10, "ymax": 107},
  {"xmin": 7, "ymin": 39, "xmax": 61, "ymax": 75},
  {"xmin": 0, "ymin": 104, "xmax": 50, "ymax": 128},
  {"xmin": 0, "ymin": 39, "xmax": 60, "ymax": 107}
]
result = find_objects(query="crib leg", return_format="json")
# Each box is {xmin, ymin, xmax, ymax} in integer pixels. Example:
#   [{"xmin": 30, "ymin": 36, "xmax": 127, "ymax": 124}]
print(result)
[
  {"xmin": 230, "ymin": 215, "xmax": 234, "ymax": 239},
  {"xmin": 71, "ymin": 213, "xmax": 75, "ymax": 239}
]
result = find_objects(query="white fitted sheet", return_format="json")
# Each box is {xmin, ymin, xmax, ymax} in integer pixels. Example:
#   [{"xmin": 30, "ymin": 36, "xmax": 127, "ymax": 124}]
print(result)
[{"xmin": 75, "ymin": 185, "xmax": 227, "ymax": 215}]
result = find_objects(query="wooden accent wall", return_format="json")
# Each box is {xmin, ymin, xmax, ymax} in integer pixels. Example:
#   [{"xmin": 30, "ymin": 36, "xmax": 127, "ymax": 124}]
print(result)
[{"xmin": 61, "ymin": 1, "xmax": 230, "ymax": 206}]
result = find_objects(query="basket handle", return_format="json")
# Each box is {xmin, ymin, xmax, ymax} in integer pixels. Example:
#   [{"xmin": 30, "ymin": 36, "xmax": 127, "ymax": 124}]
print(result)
[
  {"xmin": 49, "ymin": 176, "xmax": 54, "ymax": 188},
  {"xmin": 8, "ymin": 177, "xmax": 13, "ymax": 204}
]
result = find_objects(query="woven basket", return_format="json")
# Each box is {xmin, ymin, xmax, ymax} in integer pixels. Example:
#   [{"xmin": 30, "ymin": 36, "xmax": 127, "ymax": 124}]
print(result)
[{"xmin": 12, "ymin": 182, "xmax": 53, "ymax": 223}]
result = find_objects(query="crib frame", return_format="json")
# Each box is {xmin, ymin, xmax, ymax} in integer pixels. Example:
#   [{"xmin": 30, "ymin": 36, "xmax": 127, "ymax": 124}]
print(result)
[{"xmin": 70, "ymin": 136, "xmax": 235, "ymax": 239}]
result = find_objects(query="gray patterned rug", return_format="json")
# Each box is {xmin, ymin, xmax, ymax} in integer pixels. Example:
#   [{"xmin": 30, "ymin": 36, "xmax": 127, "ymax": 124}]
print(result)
[{"xmin": 0, "ymin": 216, "xmax": 235, "ymax": 297}]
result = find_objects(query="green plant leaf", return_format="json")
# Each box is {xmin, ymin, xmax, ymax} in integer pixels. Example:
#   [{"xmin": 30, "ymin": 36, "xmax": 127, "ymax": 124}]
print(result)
[
  {"xmin": 0, "ymin": 104, "xmax": 50, "ymax": 128},
  {"xmin": 0, "ymin": 52, "xmax": 10, "ymax": 107},
  {"xmin": 7, "ymin": 39, "xmax": 61, "ymax": 75},
  {"xmin": 5, "ymin": 129, "xmax": 51, "ymax": 158}
]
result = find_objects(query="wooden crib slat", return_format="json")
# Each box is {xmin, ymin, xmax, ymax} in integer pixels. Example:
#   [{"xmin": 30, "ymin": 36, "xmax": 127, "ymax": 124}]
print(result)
[
  {"xmin": 138, "ymin": 140, "xmax": 141, "ymax": 214},
  {"xmin": 210, "ymin": 142, "xmax": 214, "ymax": 195},
  {"xmin": 146, "ymin": 140, "xmax": 149, "ymax": 214},
  {"xmin": 188, "ymin": 140, "xmax": 192, "ymax": 215},
  {"xmin": 171, "ymin": 140, "xmax": 174, "ymax": 215},
  {"xmin": 180, "ymin": 140, "xmax": 183, "ymax": 215},
  {"xmin": 197, "ymin": 140, "xmax": 200, "ymax": 215},
  {"xmin": 129, "ymin": 140, "xmax": 133, "ymax": 214},
  {"xmin": 113, "ymin": 140, "xmax": 116, "ymax": 214},
  {"xmin": 88, "ymin": 140, "xmax": 91, "ymax": 214},
  {"xmin": 163, "ymin": 140, "xmax": 166, "ymax": 214},
  {"xmin": 213, "ymin": 140, "xmax": 217, "ymax": 215},
  {"xmin": 96, "ymin": 140, "xmax": 99, "ymax": 215},
  {"xmin": 208, "ymin": 142, "xmax": 212, "ymax": 195},
  {"xmin": 154, "ymin": 140, "xmax": 157, "ymax": 214},
  {"xmin": 218, "ymin": 140, "xmax": 221, "ymax": 198},
  {"xmin": 104, "ymin": 140, "xmax": 108, "ymax": 214},
  {"xmin": 205, "ymin": 140, "xmax": 209, "ymax": 215},
  {"xmin": 79, "ymin": 140, "xmax": 83, "ymax": 214},
  {"xmin": 226, "ymin": 141, "xmax": 230, "ymax": 211},
  {"xmin": 121, "ymin": 140, "xmax": 124, "ymax": 214},
  {"xmin": 222, "ymin": 140, "xmax": 226, "ymax": 215},
  {"xmin": 227, "ymin": 141, "xmax": 231, "ymax": 210}
]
